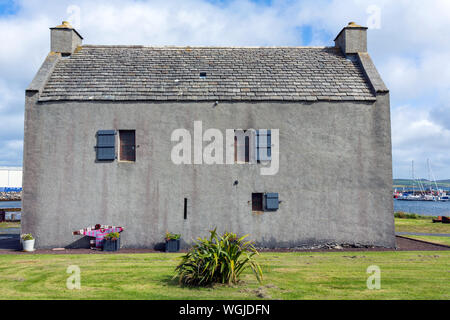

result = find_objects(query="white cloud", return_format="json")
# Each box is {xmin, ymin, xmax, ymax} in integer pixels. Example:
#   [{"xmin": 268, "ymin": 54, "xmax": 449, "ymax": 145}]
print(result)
[
  {"xmin": 380, "ymin": 51, "xmax": 450, "ymax": 102},
  {"xmin": 392, "ymin": 105, "xmax": 450, "ymax": 179}
]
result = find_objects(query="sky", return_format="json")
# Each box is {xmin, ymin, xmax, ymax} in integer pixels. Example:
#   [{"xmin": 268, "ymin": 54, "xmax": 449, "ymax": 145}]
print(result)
[{"xmin": 0, "ymin": 0, "xmax": 449, "ymax": 179}]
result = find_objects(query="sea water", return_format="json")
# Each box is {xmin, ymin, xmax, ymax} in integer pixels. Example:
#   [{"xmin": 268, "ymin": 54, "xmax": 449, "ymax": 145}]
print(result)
[{"xmin": 394, "ymin": 199, "xmax": 450, "ymax": 216}]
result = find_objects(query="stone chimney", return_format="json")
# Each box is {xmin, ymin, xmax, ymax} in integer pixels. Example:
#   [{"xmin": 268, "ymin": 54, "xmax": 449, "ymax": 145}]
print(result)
[
  {"xmin": 334, "ymin": 22, "xmax": 368, "ymax": 55},
  {"xmin": 50, "ymin": 21, "xmax": 83, "ymax": 55}
]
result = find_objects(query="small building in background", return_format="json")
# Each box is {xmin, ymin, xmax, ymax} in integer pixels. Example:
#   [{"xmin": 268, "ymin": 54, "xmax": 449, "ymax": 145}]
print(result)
[{"xmin": 0, "ymin": 167, "xmax": 22, "ymax": 192}]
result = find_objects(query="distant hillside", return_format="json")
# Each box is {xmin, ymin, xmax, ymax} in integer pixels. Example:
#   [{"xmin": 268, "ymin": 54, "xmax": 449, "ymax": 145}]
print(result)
[{"xmin": 393, "ymin": 179, "xmax": 450, "ymax": 188}]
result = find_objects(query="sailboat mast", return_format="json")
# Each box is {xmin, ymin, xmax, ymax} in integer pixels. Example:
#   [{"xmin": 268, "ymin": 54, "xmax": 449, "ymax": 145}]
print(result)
[
  {"xmin": 429, "ymin": 159, "xmax": 440, "ymax": 193},
  {"xmin": 427, "ymin": 158, "xmax": 432, "ymax": 193}
]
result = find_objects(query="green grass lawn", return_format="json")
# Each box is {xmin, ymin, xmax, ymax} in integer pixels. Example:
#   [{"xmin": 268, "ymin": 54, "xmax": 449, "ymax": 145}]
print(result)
[
  {"xmin": 0, "ymin": 222, "xmax": 20, "ymax": 229},
  {"xmin": 395, "ymin": 218, "xmax": 450, "ymax": 234},
  {"xmin": 0, "ymin": 251, "xmax": 449, "ymax": 300},
  {"xmin": 405, "ymin": 236, "xmax": 450, "ymax": 247}
]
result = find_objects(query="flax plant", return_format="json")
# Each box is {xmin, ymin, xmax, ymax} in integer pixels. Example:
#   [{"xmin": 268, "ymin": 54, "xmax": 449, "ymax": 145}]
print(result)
[{"xmin": 174, "ymin": 228, "xmax": 263, "ymax": 286}]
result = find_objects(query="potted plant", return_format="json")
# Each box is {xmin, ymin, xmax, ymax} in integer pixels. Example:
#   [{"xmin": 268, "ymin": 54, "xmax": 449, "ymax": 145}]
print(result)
[
  {"xmin": 165, "ymin": 231, "xmax": 181, "ymax": 252},
  {"xmin": 103, "ymin": 232, "xmax": 121, "ymax": 252},
  {"xmin": 21, "ymin": 233, "xmax": 35, "ymax": 252}
]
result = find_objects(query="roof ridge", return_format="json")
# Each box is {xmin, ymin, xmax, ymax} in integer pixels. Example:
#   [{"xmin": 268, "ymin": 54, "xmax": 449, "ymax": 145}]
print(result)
[{"xmin": 81, "ymin": 45, "xmax": 331, "ymax": 49}]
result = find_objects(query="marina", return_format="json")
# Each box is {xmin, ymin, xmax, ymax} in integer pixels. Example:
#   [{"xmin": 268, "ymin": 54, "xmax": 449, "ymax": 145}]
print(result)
[
  {"xmin": 394, "ymin": 191, "xmax": 450, "ymax": 202},
  {"xmin": 393, "ymin": 160, "xmax": 450, "ymax": 203},
  {"xmin": 0, "ymin": 191, "xmax": 21, "ymax": 201}
]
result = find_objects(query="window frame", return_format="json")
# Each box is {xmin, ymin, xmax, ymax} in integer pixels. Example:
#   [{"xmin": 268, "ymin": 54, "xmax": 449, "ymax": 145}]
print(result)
[
  {"xmin": 252, "ymin": 193, "xmax": 264, "ymax": 212},
  {"xmin": 252, "ymin": 192, "xmax": 279, "ymax": 213},
  {"xmin": 234, "ymin": 129, "xmax": 255, "ymax": 164},
  {"xmin": 118, "ymin": 129, "xmax": 136, "ymax": 163},
  {"xmin": 256, "ymin": 129, "xmax": 272, "ymax": 163}
]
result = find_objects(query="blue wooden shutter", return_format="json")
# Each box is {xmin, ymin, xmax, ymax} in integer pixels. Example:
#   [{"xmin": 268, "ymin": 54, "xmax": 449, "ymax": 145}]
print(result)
[
  {"xmin": 265, "ymin": 193, "xmax": 279, "ymax": 211},
  {"xmin": 256, "ymin": 129, "xmax": 272, "ymax": 161},
  {"xmin": 96, "ymin": 130, "xmax": 116, "ymax": 161}
]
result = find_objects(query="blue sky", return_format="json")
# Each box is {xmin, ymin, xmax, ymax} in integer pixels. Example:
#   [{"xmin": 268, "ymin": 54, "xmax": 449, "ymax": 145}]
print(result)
[
  {"xmin": 0, "ymin": 0, "xmax": 449, "ymax": 179},
  {"xmin": 0, "ymin": 1, "xmax": 18, "ymax": 16}
]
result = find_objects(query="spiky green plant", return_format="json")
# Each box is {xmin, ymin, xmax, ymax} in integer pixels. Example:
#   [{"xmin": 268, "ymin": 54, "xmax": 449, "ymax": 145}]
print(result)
[{"xmin": 174, "ymin": 228, "xmax": 263, "ymax": 286}]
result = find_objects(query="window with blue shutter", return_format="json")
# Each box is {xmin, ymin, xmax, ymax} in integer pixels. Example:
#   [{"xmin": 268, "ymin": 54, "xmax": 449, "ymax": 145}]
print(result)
[
  {"xmin": 96, "ymin": 130, "xmax": 116, "ymax": 161},
  {"xmin": 265, "ymin": 193, "xmax": 279, "ymax": 211},
  {"xmin": 256, "ymin": 129, "xmax": 271, "ymax": 162}
]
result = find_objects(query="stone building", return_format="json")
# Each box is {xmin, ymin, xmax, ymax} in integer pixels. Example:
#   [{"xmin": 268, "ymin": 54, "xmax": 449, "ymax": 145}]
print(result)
[{"xmin": 22, "ymin": 21, "xmax": 394, "ymax": 249}]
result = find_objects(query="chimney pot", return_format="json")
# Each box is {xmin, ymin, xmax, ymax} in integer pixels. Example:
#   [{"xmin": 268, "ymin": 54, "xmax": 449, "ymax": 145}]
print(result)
[{"xmin": 50, "ymin": 21, "xmax": 83, "ymax": 55}]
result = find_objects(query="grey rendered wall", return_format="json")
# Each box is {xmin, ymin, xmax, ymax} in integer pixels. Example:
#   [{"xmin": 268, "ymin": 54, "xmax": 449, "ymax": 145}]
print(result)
[{"xmin": 22, "ymin": 96, "xmax": 394, "ymax": 249}]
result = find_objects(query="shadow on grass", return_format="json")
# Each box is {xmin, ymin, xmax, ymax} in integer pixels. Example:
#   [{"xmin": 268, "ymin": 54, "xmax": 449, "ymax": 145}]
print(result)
[
  {"xmin": 160, "ymin": 274, "xmax": 216, "ymax": 291},
  {"xmin": 161, "ymin": 274, "xmax": 273, "ymax": 299}
]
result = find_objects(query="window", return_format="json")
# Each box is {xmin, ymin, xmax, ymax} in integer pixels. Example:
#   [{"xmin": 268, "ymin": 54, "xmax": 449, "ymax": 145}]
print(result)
[
  {"xmin": 234, "ymin": 129, "xmax": 272, "ymax": 164},
  {"xmin": 184, "ymin": 198, "xmax": 188, "ymax": 220},
  {"xmin": 252, "ymin": 193, "xmax": 263, "ymax": 212},
  {"xmin": 234, "ymin": 135, "xmax": 250, "ymax": 163},
  {"xmin": 234, "ymin": 130, "xmax": 253, "ymax": 163},
  {"xmin": 255, "ymin": 130, "xmax": 271, "ymax": 162},
  {"xmin": 119, "ymin": 130, "xmax": 136, "ymax": 162},
  {"xmin": 96, "ymin": 130, "xmax": 116, "ymax": 161},
  {"xmin": 252, "ymin": 193, "xmax": 279, "ymax": 212}
]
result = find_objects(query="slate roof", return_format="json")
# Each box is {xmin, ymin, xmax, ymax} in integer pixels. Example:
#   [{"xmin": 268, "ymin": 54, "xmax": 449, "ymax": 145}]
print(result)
[{"xmin": 39, "ymin": 46, "xmax": 376, "ymax": 102}]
